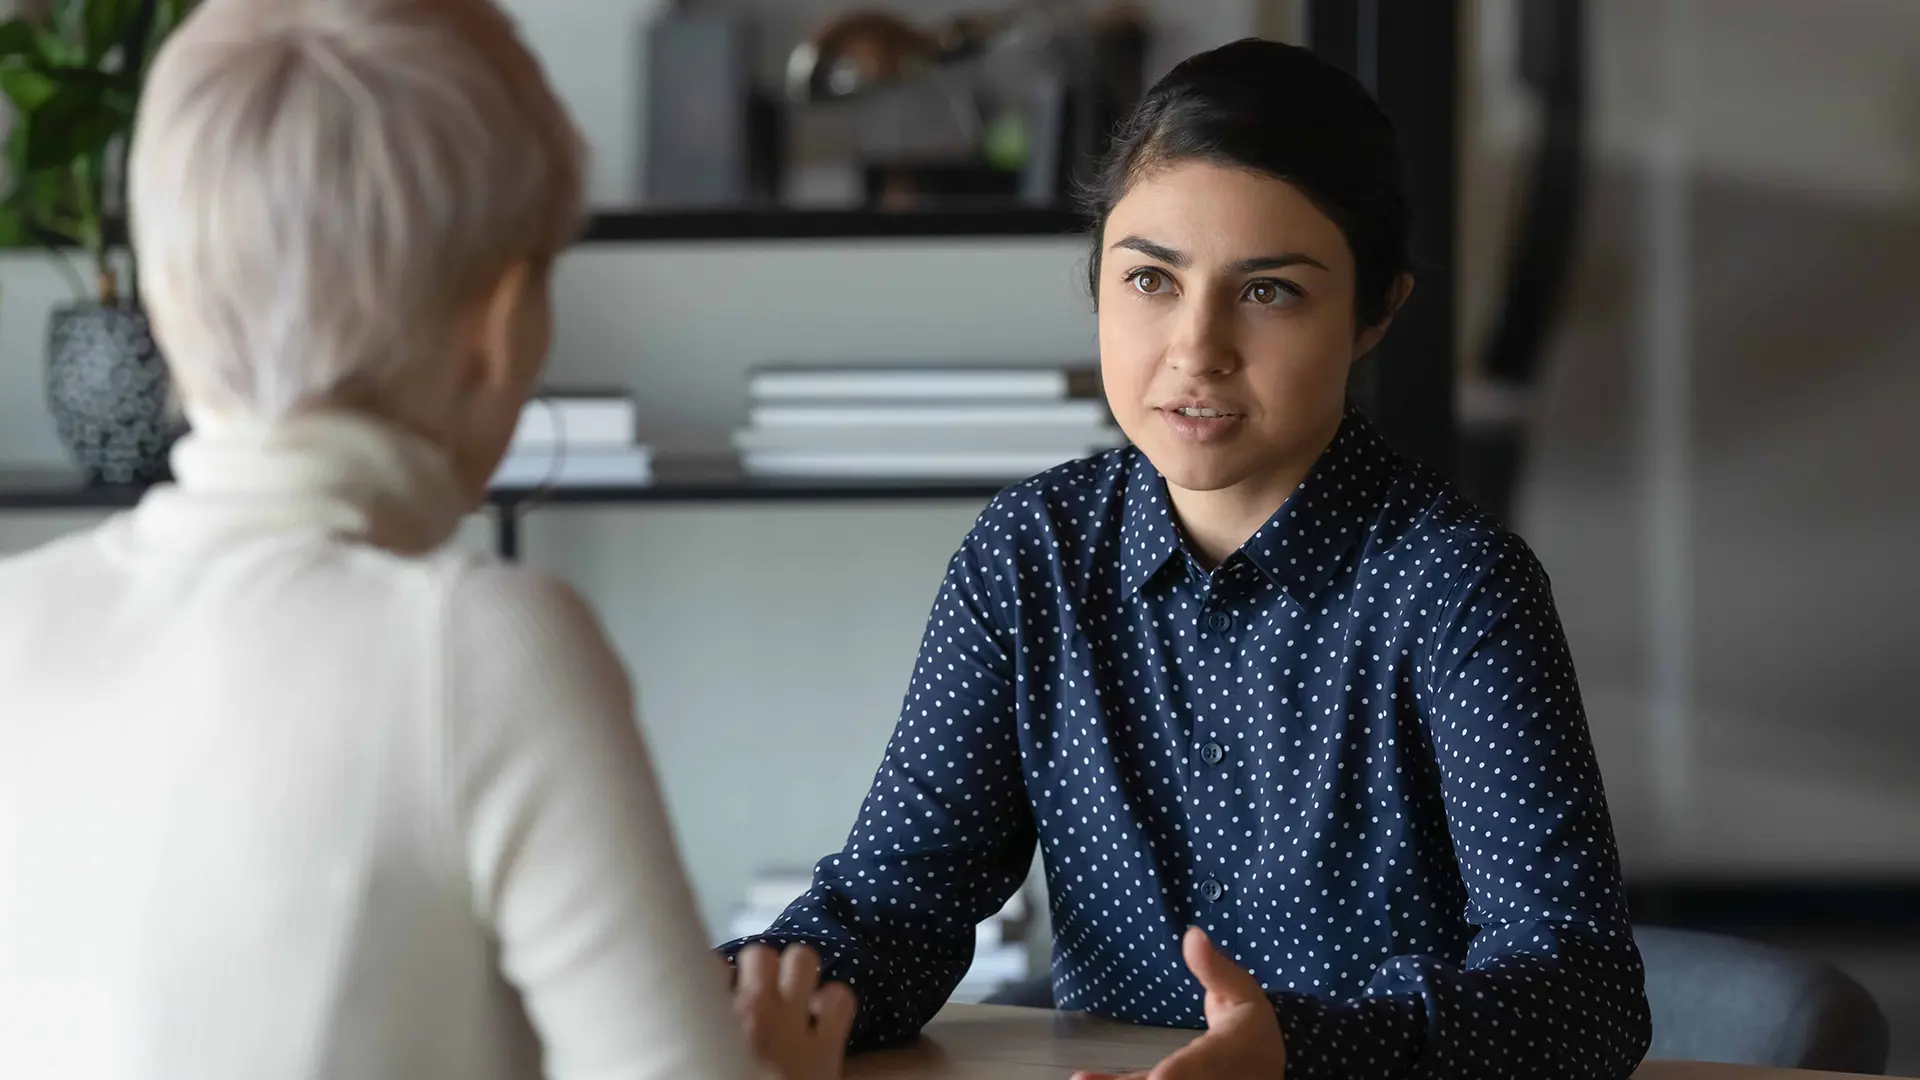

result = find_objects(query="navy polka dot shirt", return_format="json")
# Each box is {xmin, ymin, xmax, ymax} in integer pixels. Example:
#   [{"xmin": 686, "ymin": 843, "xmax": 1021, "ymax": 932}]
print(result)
[{"xmin": 727, "ymin": 412, "xmax": 1651, "ymax": 1079}]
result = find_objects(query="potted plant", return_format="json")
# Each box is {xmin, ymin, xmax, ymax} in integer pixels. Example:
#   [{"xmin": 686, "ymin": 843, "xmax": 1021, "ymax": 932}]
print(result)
[{"xmin": 0, "ymin": 0, "xmax": 197, "ymax": 484}]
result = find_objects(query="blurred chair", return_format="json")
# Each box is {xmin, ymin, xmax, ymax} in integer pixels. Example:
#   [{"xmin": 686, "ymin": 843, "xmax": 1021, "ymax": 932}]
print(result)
[
  {"xmin": 1636, "ymin": 925, "xmax": 1888, "ymax": 1074},
  {"xmin": 982, "ymin": 925, "xmax": 1890, "ymax": 1074}
]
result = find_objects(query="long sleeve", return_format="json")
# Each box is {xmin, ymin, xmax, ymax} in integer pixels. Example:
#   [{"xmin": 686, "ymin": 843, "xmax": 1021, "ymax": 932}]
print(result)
[
  {"xmin": 720, "ymin": 529, "xmax": 1039, "ymax": 1051},
  {"xmin": 445, "ymin": 564, "xmax": 762, "ymax": 1080},
  {"xmin": 1263, "ymin": 536, "xmax": 1651, "ymax": 1080}
]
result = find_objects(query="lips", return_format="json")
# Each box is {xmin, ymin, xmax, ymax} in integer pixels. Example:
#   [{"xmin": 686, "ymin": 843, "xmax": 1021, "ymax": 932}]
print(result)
[
  {"xmin": 1155, "ymin": 397, "xmax": 1244, "ymax": 419},
  {"xmin": 1154, "ymin": 400, "xmax": 1245, "ymax": 444}
]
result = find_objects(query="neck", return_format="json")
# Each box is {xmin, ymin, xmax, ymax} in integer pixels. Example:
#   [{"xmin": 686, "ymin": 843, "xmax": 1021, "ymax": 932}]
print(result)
[
  {"xmin": 142, "ymin": 407, "xmax": 472, "ymax": 555},
  {"xmin": 1166, "ymin": 412, "xmax": 1343, "ymax": 569}
]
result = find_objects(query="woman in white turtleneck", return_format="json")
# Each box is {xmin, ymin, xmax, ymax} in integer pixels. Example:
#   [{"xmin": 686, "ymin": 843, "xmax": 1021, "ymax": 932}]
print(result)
[{"xmin": 0, "ymin": 2, "xmax": 850, "ymax": 1079}]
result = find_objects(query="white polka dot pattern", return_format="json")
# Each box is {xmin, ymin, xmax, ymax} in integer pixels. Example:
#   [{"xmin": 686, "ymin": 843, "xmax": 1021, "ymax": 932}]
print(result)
[{"xmin": 723, "ymin": 413, "xmax": 1651, "ymax": 1079}]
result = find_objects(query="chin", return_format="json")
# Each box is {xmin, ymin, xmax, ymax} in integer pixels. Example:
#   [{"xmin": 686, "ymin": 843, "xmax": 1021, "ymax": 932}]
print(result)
[{"xmin": 1138, "ymin": 442, "xmax": 1259, "ymax": 493}]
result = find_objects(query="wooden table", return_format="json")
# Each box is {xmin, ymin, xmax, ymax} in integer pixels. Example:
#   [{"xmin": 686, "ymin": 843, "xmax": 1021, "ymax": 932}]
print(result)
[{"xmin": 845, "ymin": 1005, "xmax": 1884, "ymax": 1079}]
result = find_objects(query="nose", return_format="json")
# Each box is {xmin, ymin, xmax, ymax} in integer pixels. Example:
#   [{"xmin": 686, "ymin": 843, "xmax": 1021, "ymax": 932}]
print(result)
[{"xmin": 1164, "ymin": 290, "xmax": 1238, "ymax": 378}]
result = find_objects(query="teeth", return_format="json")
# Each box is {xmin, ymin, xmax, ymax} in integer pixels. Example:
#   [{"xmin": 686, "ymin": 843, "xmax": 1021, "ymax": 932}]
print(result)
[{"xmin": 1178, "ymin": 407, "xmax": 1225, "ymax": 418}]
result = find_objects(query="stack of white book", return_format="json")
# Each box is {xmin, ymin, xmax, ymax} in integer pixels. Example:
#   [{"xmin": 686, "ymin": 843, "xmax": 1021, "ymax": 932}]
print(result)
[
  {"xmin": 491, "ymin": 389, "xmax": 653, "ymax": 488},
  {"xmin": 951, "ymin": 888, "xmax": 1035, "ymax": 1004},
  {"xmin": 725, "ymin": 866, "xmax": 815, "ymax": 942},
  {"xmin": 735, "ymin": 365, "xmax": 1125, "ymax": 480},
  {"xmin": 727, "ymin": 866, "xmax": 1033, "ymax": 1001}
]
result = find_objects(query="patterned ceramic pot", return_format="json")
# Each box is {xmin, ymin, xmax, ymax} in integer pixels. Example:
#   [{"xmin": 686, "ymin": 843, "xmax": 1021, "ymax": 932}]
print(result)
[{"xmin": 46, "ymin": 304, "xmax": 186, "ymax": 485}]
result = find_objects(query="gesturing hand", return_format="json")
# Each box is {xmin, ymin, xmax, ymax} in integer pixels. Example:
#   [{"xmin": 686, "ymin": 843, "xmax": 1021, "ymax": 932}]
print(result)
[
  {"xmin": 731, "ymin": 943, "xmax": 858, "ymax": 1080},
  {"xmin": 1072, "ymin": 927, "xmax": 1287, "ymax": 1080}
]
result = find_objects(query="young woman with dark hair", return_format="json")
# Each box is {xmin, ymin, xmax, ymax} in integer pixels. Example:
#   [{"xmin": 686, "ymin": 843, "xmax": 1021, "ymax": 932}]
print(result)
[{"xmin": 727, "ymin": 39, "xmax": 1651, "ymax": 1080}]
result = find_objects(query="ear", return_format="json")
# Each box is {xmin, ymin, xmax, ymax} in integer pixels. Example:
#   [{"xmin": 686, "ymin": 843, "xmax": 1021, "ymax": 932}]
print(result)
[
  {"xmin": 469, "ymin": 262, "xmax": 534, "ymax": 393},
  {"xmin": 1352, "ymin": 271, "xmax": 1416, "ymax": 360}
]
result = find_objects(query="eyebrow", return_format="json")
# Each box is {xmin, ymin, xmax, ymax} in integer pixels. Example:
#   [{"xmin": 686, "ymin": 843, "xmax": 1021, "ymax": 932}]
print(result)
[
  {"xmin": 1108, "ymin": 235, "xmax": 1330, "ymax": 275},
  {"xmin": 1110, "ymin": 235, "xmax": 1189, "ymax": 267},
  {"xmin": 1230, "ymin": 253, "xmax": 1330, "ymax": 274}
]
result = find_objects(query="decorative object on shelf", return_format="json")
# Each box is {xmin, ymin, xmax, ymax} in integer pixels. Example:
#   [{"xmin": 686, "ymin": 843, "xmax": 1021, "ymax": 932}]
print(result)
[
  {"xmin": 46, "ymin": 304, "xmax": 177, "ymax": 484},
  {"xmin": 641, "ymin": 11, "xmax": 784, "ymax": 208},
  {"xmin": 0, "ymin": 0, "xmax": 201, "ymax": 484},
  {"xmin": 736, "ymin": 362, "xmax": 1124, "ymax": 480},
  {"xmin": 785, "ymin": 4, "xmax": 1149, "ymax": 208},
  {"xmin": 953, "ymin": 887, "xmax": 1034, "ymax": 1004}
]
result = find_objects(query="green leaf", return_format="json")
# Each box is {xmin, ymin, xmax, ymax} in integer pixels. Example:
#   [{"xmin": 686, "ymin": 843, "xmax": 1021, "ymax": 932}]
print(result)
[
  {"xmin": 84, "ymin": 0, "xmax": 145, "ymax": 65},
  {"xmin": 49, "ymin": 0, "xmax": 86, "ymax": 43},
  {"xmin": 6, "ymin": 117, "xmax": 30, "ymax": 191},
  {"xmin": 0, "ymin": 65, "xmax": 58, "ymax": 111},
  {"xmin": 0, "ymin": 202, "xmax": 30, "ymax": 248},
  {"xmin": 18, "ymin": 85, "xmax": 129, "ymax": 174},
  {"xmin": 13, "ymin": 65, "xmax": 139, "ymax": 98},
  {"xmin": 2, "ymin": 163, "xmax": 84, "ymax": 241},
  {"xmin": 33, "ymin": 27, "xmax": 85, "ymax": 68},
  {"xmin": 0, "ymin": 19, "xmax": 44, "ymax": 62}
]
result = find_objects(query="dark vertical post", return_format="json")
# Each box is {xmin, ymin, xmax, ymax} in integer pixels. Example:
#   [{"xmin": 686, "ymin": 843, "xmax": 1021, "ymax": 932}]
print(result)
[
  {"xmin": 1307, "ymin": 0, "xmax": 1459, "ymax": 478},
  {"xmin": 496, "ymin": 504, "xmax": 521, "ymax": 562}
]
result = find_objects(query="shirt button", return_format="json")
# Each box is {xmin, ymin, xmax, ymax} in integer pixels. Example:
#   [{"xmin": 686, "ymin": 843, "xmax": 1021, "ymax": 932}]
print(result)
[
  {"xmin": 1200, "ymin": 741, "xmax": 1226, "ymax": 766},
  {"xmin": 1201, "ymin": 879, "xmax": 1226, "ymax": 903},
  {"xmin": 1204, "ymin": 611, "xmax": 1233, "ymax": 633}
]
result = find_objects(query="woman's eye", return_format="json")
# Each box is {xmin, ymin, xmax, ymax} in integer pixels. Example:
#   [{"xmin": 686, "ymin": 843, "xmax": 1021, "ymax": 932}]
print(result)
[
  {"xmin": 1244, "ymin": 280, "xmax": 1295, "ymax": 306},
  {"xmin": 1128, "ymin": 269, "xmax": 1171, "ymax": 296}
]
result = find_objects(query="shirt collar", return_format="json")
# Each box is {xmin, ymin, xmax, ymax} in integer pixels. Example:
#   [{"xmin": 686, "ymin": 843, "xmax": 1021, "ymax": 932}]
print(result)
[
  {"xmin": 1119, "ymin": 410, "xmax": 1399, "ymax": 603},
  {"xmin": 1119, "ymin": 453, "xmax": 1184, "ymax": 596}
]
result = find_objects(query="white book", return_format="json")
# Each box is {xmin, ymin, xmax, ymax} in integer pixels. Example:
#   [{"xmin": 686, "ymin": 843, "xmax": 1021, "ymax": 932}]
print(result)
[
  {"xmin": 750, "ymin": 367, "xmax": 1098, "ymax": 402},
  {"xmin": 742, "ymin": 449, "xmax": 1096, "ymax": 481},
  {"xmin": 742, "ymin": 871, "xmax": 815, "ymax": 912},
  {"xmin": 490, "ymin": 446, "xmax": 653, "ymax": 488},
  {"xmin": 749, "ymin": 400, "xmax": 1110, "ymax": 429},
  {"xmin": 733, "ymin": 424, "xmax": 1125, "ymax": 455},
  {"xmin": 978, "ymin": 920, "xmax": 1023, "ymax": 948},
  {"xmin": 728, "ymin": 908, "xmax": 793, "ymax": 941},
  {"xmin": 511, "ymin": 394, "xmax": 638, "ymax": 447}
]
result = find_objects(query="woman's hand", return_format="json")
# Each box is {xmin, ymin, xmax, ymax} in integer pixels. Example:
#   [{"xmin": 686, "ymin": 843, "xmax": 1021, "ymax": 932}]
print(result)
[
  {"xmin": 730, "ymin": 943, "xmax": 858, "ymax": 1080},
  {"xmin": 1073, "ymin": 928, "xmax": 1286, "ymax": 1080}
]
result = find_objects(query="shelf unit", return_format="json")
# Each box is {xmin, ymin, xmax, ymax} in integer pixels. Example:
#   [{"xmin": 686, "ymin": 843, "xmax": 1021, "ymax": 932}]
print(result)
[{"xmin": 0, "ymin": 462, "xmax": 1003, "ymax": 560}]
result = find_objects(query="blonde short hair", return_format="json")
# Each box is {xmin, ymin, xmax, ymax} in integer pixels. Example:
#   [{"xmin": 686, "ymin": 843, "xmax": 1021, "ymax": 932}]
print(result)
[{"xmin": 130, "ymin": 0, "xmax": 585, "ymax": 419}]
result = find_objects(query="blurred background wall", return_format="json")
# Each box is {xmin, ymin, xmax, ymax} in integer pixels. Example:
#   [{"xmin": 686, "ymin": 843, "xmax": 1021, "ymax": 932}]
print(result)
[{"xmin": 1466, "ymin": 0, "xmax": 1920, "ymax": 880}]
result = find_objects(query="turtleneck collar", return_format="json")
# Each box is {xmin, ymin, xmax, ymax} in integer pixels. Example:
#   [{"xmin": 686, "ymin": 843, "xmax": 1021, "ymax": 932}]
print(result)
[{"xmin": 128, "ymin": 408, "xmax": 471, "ymax": 556}]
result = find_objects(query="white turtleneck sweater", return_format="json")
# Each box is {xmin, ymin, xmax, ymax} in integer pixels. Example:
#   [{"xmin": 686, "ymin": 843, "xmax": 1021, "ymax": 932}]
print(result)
[{"xmin": 0, "ymin": 413, "xmax": 760, "ymax": 1080}]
